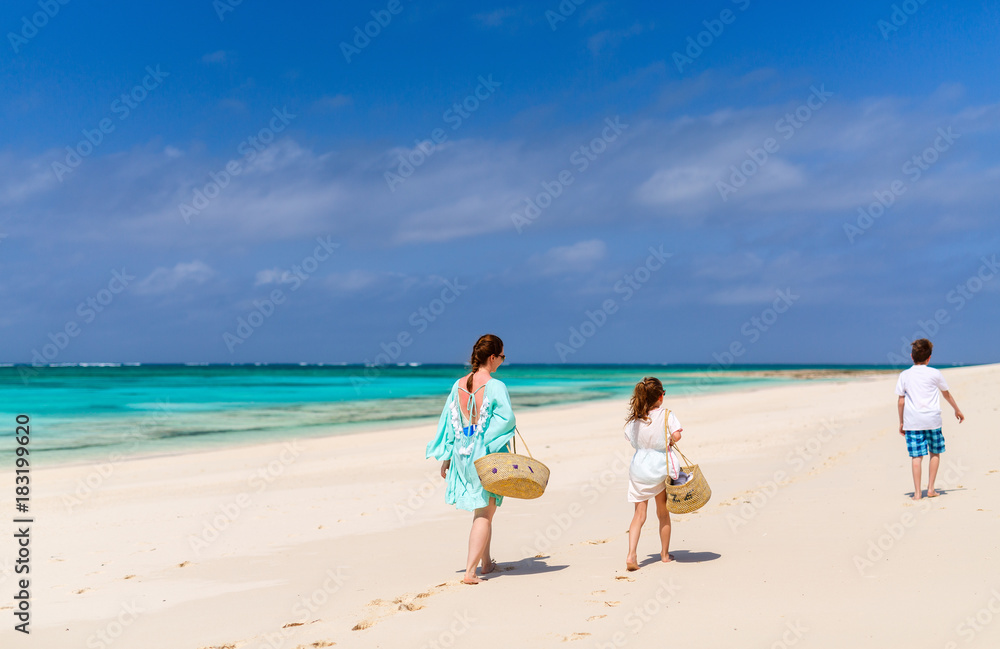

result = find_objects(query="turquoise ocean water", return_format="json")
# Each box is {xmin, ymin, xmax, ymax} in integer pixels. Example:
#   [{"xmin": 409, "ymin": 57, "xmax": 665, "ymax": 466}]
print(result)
[{"xmin": 0, "ymin": 364, "xmax": 890, "ymax": 465}]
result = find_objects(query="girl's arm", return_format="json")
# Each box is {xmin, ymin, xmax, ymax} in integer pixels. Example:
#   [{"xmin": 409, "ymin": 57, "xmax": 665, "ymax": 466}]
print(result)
[{"xmin": 667, "ymin": 412, "xmax": 683, "ymax": 446}]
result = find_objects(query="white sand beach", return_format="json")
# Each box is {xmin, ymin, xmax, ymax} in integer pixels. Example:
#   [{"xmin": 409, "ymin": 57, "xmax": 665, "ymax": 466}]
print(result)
[{"xmin": 6, "ymin": 364, "xmax": 1000, "ymax": 648}]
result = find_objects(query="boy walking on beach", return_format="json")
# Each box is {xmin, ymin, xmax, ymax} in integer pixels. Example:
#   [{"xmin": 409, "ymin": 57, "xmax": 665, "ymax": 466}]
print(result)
[{"xmin": 896, "ymin": 338, "xmax": 964, "ymax": 500}]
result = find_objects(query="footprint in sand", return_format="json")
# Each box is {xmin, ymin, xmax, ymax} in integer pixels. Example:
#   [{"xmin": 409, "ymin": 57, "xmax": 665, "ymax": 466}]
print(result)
[
  {"xmin": 74, "ymin": 588, "xmax": 91, "ymax": 595},
  {"xmin": 584, "ymin": 538, "xmax": 615, "ymax": 545},
  {"xmin": 353, "ymin": 584, "xmax": 451, "ymax": 630},
  {"xmin": 614, "ymin": 576, "xmax": 633, "ymax": 582},
  {"xmin": 124, "ymin": 575, "xmax": 136, "ymax": 580},
  {"xmin": 587, "ymin": 615, "xmax": 607, "ymax": 622},
  {"xmin": 560, "ymin": 632, "xmax": 592, "ymax": 641},
  {"xmin": 392, "ymin": 596, "xmax": 425, "ymax": 611},
  {"xmin": 294, "ymin": 643, "xmax": 335, "ymax": 648},
  {"xmin": 178, "ymin": 561, "xmax": 191, "ymax": 568},
  {"xmin": 398, "ymin": 602, "xmax": 424, "ymax": 611},
  {"xmin": 603, "ymin": 601, "xmax": 621, "ymax": 607}
]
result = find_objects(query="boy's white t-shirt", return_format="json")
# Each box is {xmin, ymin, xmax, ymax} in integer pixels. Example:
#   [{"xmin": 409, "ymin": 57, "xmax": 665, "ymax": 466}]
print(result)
[{"xmin": 895, "ymin": 364, "xmax": 949, "ymax": 430}]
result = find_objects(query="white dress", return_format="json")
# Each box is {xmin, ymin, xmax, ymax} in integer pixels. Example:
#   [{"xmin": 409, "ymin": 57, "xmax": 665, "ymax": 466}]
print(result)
[{"xmin": 623, "ymin": 406, "xmax": 683, "ymax": 503}]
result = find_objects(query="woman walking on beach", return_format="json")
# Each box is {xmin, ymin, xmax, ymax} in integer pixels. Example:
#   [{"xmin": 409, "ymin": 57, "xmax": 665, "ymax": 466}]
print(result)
[
  {"xmin": 426, "ymin": 334, "xmax": 517, "ymax": 584},
  {"xmin": 623, "ymin": 377, "xmax": 683, "ymax": 570}
]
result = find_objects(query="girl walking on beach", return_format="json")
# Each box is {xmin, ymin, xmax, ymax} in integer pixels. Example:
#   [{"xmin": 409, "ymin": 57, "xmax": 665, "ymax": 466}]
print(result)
[
  {"xmin": 426, "ymin": 334, "xmax": 517, "ymax": 584},
  {"xmin": 623, "ymin": 377, "xmax": 683, "ymax": 570}
]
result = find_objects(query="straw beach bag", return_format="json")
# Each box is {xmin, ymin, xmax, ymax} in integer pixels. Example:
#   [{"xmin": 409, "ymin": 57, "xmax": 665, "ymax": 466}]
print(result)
[
  {"xmin": 475, "ymin": 428, "xmax": 550, "ymax": 499},
  {"xmin": 662, "ymin": 410, "xmax": 711, "ymax": 514}
]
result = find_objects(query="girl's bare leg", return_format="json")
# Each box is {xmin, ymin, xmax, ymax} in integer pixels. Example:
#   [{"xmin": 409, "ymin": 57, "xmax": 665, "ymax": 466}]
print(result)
[
  {"xmin": 626, "ymin": 500, "xmax": 647, "ymax": 570},
  {"xmin": 655, "ymin": 490, "xmax": 673, "ymax": 562},
  {"xmin": 464, "ymin": 498, "xmax": 497, "ymax": 584}
]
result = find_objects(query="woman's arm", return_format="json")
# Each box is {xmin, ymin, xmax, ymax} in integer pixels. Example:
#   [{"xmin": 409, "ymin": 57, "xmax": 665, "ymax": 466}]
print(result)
[
  {"xmin": 427, "ymin": 386, "xmax": 457, "ymax": 462},
  {"xmin": 483, "ymin": 381, "xmax": 517, "ymax": 454}
]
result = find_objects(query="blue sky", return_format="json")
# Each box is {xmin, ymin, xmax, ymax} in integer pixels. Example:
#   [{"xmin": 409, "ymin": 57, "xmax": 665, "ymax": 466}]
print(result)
[{"xmin": 2, "ymin": 0, "xmax": 999, "ymax": 365}]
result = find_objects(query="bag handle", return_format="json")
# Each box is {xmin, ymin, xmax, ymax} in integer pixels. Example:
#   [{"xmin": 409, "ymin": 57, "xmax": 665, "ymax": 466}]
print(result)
[
  {"xmin": 663, "ymin": 408, "xmax": 693, "ymax": 467},
  {"xmin": 671, "ymin": 444, "xmax": 693, "ymax": 467},
  {"xmin": 507, "ymin": 426, "xmax": 533, "ymax": 458}
]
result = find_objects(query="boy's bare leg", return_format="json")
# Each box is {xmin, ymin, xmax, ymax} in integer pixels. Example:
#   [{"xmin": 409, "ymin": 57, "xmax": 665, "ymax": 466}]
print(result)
[
  {"xmin": 911, "ymin": 457, "xmax": 923, "ymax": 500},
  {"xmin": 927, "ymin": 453, "xmax": 941, "ymax": 497},
  {"xmin": 464, "ymin": 499, "xmax": 497, "ymax": 584},
  {"xmin": 654, "ymin": 490, "xmax": 674, "ymax": 563},
  {"xmin": 626, "ymin": 500, "xmax": 647, "ymax": 570}
]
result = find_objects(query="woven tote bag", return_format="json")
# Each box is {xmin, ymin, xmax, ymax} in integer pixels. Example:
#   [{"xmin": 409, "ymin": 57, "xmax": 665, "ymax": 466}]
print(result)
[
  {"xmin": 662, "ymin": 409, "xmax": 711, "ymax": 514},
  {"xmin": 475, "ymin": 428, "xmax": 549, "ymax": 499}
]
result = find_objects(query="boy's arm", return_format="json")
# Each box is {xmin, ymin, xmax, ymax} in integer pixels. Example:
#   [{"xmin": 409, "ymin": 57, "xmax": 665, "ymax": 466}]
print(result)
[
  {"xmin": 897, "ymin": 396, "xmax": 906, "ymax": 435},
  {"xmin": 941, "ymin": 390, "xmax": 965, "ymax": 423}
]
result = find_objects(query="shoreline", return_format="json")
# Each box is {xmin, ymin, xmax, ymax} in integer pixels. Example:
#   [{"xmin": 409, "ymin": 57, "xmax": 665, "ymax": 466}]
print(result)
[{"xmin": 27, "ymin": 368, "xmax": 899, "ymax": 471}]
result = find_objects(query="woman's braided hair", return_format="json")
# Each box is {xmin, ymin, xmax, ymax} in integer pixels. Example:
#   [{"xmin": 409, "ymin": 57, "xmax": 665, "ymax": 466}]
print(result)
[
  {"xmin": 626, "ymin": 376, "xmax": 664, "ymax": 424},
  {"xmin": 467, "ymin": 334, "xmax": 504, "ymax": 392}
]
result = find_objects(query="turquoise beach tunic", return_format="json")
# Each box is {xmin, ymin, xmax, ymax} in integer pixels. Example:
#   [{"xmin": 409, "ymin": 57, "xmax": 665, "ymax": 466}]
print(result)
[{"xmin": 426, "ymin": 378, "xmax": 517, "ymax": 511}]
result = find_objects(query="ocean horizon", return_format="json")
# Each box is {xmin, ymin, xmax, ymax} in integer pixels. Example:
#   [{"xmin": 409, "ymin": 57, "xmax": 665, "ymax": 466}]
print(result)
[{"xmin": 0, "ymin": 363, "xmax": 937, "ymax": 465}]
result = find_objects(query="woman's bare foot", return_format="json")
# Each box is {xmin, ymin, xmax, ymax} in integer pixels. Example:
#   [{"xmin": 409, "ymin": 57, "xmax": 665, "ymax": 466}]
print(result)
[
  {"xmin": 480, "ymin": 559, "xmax": 498, "ymax": 575},
  {"xmin": 462, "ymin": 573, "xmax": 483, "ymax": 585},
  {"xmin": 927, "ymin": 490, "xmax": 939, "ymax": 498},
  {"xmin": 661, "ymin": 553, "xmax": 675, "ymax": 563},
  {"xmin": 911, "ymin": 495, "xmax": 922, "ymax": 501},
  {"xmin": 626, "ymin": 553, "xmax": 639, "ymax": 571}
]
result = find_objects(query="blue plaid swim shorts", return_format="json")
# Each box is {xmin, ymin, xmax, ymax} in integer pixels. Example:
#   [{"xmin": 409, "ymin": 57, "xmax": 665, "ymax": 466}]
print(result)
[{"xmin": 905, "ymin": 428, "xmax": 945, "ymax": 457}]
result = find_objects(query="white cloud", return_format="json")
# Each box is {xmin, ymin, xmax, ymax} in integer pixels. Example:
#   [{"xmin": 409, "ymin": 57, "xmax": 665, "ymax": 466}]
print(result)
[
  {"xmin": 0, "ymin": 154, "xmax": 56, "ymax": 205},
  {"xmin": 528, "ymin": 239, "xmax": 608, "ymax": 275},
  {"xmin": 636, "ymin": 165, "xmax": 719, "ymax": 205},
  {"xmin": 254, "ymin": 268, "xmax": 297, "ymax": 286},
  {"xmin": 202, "ymin": 50, "xmax": 231, "ymax": 64},
  {"xmin": 473, "ymin": 7, "xmax": 518, "ymax": 27},
  {"xmin": 135, "ymin": 261, "xmax": 214, "ymax": 295},
  {"xmin": 588, "ymin": 23, "xmax": 648, "ymax": 55},
  {"xmin": 311, "ymin": 94, "xmax": 352, "ymax": 111},
  {"xmin": 217, "ymin": 98, "xmax": 247, "ymax": 112},
  {"xmin": 3, "ymin": 86, "xmax": 998, "ymax": 255}
]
